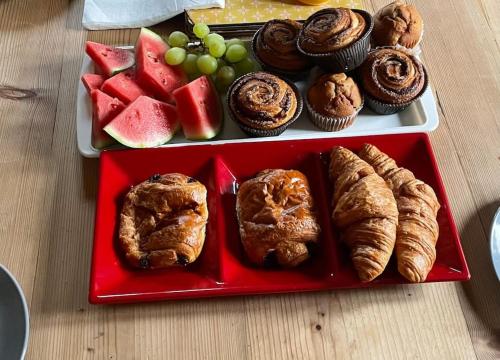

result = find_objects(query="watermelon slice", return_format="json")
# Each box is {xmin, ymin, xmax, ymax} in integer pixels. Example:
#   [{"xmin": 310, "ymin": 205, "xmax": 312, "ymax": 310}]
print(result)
[
  {"xmin": 85, "ymin": 41, "xmax": 134, "ymax": 77},
  {"xmin": 104, "ymin": 96, "xmax": 178, "ymax": 148},
  {"xmin": 101, "ymin": 69, "xmax": 150, "ymax": 104},
  {"xmin": 81, "ymin": 73, "xmax": 105, "ymax": 94},
  {"xmin": 135, "ymin": 28, "xmax": 187, "ymax": 103},
  {"xmin": 90, "ymin": 89, "xmax": 126, "ymax": 149},
  {"xmin": 172, "ymin": 76, "xmax": 223, "ymax": 140}
]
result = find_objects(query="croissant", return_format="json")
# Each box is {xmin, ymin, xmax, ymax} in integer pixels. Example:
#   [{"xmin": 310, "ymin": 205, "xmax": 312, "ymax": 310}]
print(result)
[
  {"xmin": 329, "ymin": 147, "xmax": 398, "ymax": 282},
  {"xmin": 359, "ymin": 144, "xmax": 440, "ymax": 282}
]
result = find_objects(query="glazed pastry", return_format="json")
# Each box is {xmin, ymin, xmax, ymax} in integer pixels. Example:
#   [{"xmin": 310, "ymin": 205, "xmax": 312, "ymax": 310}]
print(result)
[
  {"xmin": 360, "ymin": 48, "xmax": 426, "ymax": 104},
  {"xmin": 236, "ymin": 169, "xmax": 321, "ymax": 267},
  {"xmin": 298, "ymin": 8, "xmax": 366, "ymax": 53},
  {"xmin": 372, "ymin": 1, "xmax": 424, "ymax": 49},
  {"xmin": 255, "ymin": 19, "xmax": 310, "ymax": 72},
  {"xmin": 228, "ymin": 72, "xmax": 300, "ymax": 136},
  {"xmin": 119, "ymin": 173, "xmax": 208, "ymax": 269},
  {"xmin": 306, "ymin": 73, "xmax": 363, "ymax": 131},
  {"xmin": 359, "ymin": 144, "xmax": 440, "ymax": 283},
  {"xmin": 329, "ymin": 147, "xmax": 398, "ymax": 282}
]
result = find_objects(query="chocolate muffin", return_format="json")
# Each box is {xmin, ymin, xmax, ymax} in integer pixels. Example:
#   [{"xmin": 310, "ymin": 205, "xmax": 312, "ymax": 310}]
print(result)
[
  {"xmin": 228, "ymin": 71, "xmax": 302, "ymax": 137},
  {"xmin": 372, "ymin": 1, "xmax": 424, "ymax": 49},
  {"xmin": 297, "ymin": 8, "xmax": 373, "ymax": 72},
  {"xmin": 306, "ymin": 73, "xmax": 363, "ymax": 131},
  {"xmin": 253, "ymin": 19, "xmax": 311, "ymax": 78},
  {"xmin": 359, "ymin": 47, "xmax": 428, "ymax": 114}
]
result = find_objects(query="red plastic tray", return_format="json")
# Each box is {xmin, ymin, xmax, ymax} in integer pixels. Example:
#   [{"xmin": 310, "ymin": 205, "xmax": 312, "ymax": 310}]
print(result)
[{"xmin": 89, "ymin": 133, "xmax": 469, "ymax": 304}]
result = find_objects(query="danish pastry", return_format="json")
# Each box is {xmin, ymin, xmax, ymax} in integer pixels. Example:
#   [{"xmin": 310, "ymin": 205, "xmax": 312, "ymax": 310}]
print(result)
[{"xmin": 236, "ymin": 169, "xmax": 321, "ymax": 267}]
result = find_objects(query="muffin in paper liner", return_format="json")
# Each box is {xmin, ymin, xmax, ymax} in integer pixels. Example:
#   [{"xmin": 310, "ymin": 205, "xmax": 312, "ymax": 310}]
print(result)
[
  {"xmin": 297, "ymin": 9, "xmax": 374, "ymax": 73},
  {"xmin": 252, "ymin": 27, "xmax": 312, "ymax": 82},
  {"xmin": 305, "ymin": 96, "xmax": 363, "ymax": 132},
  {"xmin": 227, "ymin": 73, "xmax": 304, "ymax": 138}
]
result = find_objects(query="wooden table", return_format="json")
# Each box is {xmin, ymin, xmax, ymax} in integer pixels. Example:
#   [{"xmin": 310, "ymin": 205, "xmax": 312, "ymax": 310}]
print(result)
[{"xmin": 0, "ymin": 0, "xmax": 499, "ymax": 358}]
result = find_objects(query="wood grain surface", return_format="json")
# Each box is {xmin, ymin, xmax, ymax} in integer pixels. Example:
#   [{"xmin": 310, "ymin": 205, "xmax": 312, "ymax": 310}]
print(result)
[{"xmin": 0, "ymin": 0, "xmax": 499, "ymax": 359}]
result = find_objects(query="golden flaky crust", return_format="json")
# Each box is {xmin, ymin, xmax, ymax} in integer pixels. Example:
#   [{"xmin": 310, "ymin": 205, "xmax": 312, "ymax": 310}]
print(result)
[
  {"xmin": 229, "ymin": 72, "xmax": 298, "ymax": 130},
  {"xmin": 329, "ymin": 147, "xmax": 398, "ymax": 282},
  {"xmin": 373, "ymin": 1, "xmax": 423, "ymax": 49},
  {"xmin": 299, "ymin": 8, "xmax": 366, "ymax": 53},
  {"xmin": 236, "ymin": 169, "xmax": 321, "ymax": 267},
  {"xmin": 307, "ymin": 73, "xmax": 363, "ymax": 118},
  {"xmin": 359, "ymin": 144, "xmax": 440, "ymax": 283},
  {"xmin": 256, "ymin": 19, "xmax": 310, "ymax": 72},
  {"xmin": 360, "ymin": 48, "xmax": 426, "ymax": 104},
  {"xmin": 119, "ymin": 173, "xmax": 208, "ymax": 269}
]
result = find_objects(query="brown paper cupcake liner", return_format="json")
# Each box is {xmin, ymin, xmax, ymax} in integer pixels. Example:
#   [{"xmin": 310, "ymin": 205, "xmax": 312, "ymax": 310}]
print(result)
[
  {"xmin": 363, "ymin": 66, "xmax": 429, "ymax": 115},
  {"xmin": 297, "ymin": 9, "xmax": 374, "ymax": 73},
  {"xmin": 305, "ymin": 97, "xmax": 363, "ymax": 132},
  {"xmin": 227, "ymin": 73, "xmax": 304, "ymax": 137},
  {"xmin": 251, "ymin": 28, "xmax": 312, "ymax": 82}
]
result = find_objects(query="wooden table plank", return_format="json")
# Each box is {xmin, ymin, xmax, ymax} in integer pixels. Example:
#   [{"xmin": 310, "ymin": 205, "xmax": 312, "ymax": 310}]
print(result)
[{"xmin": 0, "ymin": 0, "xmax": 498, "ymax": 359}]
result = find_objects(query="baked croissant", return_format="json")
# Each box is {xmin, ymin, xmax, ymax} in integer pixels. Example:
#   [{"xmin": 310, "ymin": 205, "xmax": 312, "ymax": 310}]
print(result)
[
  {"xmin": 329, "ymin": 146, "xmax": 398, "ymax": 282},
  {"xmin": 359, "ymin": 144, "xmax": 440, "ymax": 282},
  {"xmin": 236, "ymin": 169, "xmax": 321, "ymax": 267},
  {"xmin": 119, "ymin": 173, "xmax": 208, "ymax": 269}
]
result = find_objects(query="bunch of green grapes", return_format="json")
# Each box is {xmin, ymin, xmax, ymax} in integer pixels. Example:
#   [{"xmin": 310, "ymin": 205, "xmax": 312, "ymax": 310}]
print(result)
[{"xmin": 165, "ymin": 24, "xmax": 256, "ymax": 91}]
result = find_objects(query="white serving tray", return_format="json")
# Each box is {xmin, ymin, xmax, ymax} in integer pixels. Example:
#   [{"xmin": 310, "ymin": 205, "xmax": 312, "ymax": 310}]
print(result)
[{"xmin": 77, "ymin": 47, "xmax": 439, "ymax": 158}]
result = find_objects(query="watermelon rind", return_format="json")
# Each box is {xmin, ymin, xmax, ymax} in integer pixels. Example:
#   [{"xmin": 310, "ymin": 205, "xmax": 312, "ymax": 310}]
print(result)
[
  {"xmin": 104, "ymin": 126, "xmax": 175, "ymax": 149},
  {"xmin": 135, "ymin": 27, "xmax": 166, "ymax": 48},
  {"xmin": 184, "ymin": 125, "xmax": 220, "ymax": 141}
]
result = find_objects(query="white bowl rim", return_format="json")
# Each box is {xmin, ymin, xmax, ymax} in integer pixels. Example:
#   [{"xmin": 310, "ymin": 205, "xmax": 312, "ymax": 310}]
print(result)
[
  {"xmin": 0, "ymin": 264, "xmax": 29, "ymax": 360},
  {"xmin": 490, "ymin": 207, "xmax": 500, "ymax": 281}
]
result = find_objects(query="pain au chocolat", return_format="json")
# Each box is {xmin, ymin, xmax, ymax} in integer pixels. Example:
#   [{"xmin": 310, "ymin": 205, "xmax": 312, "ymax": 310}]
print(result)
[{"xmin": 119, "ymin": 173, "xmax": 208, "ymax": 269}]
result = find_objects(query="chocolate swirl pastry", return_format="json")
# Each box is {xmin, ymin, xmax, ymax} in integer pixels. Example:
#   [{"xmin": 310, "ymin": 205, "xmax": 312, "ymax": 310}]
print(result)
[
  {"xmin": 255, "ymin": 19, "xmax": 310, "ymax": 72},
  {"xmin": 360, "ymin": 48, "xmax": 426, "ymax": 104},
  {"xmin": 236, "ymin": 169, "xmax": 321, "ymax": 267},
  {"xmin": 299, "ymin": 8, "xmax": 367, "ymax": 53},
  {"xmin": 119, "ymin": 173, "xmax": 208, "ymax": 269},
  {"xmin": 373, "ymin": 1, "xmax": 424, "ymax": 49},
  {"xmin": 229, "ymin": 72, "xmax": 298, "ymax": 131}
]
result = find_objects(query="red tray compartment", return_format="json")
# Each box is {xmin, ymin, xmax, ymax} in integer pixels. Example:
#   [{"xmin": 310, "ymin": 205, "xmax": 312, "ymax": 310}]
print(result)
[{"xmin": 89, "ymin": 133, "xmax": 469, "ymax": 304}]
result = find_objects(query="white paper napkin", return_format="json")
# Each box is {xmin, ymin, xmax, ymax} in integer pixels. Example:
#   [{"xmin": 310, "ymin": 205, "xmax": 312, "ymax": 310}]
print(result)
[{"xmin": 83, "ymin": 0, "xmax": 225, "ymax": 30}]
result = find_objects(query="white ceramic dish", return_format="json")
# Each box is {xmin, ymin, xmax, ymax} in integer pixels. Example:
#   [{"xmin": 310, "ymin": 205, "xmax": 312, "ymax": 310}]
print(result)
[
  {"xmin": 0, "ymin": 264, "xmax": 29, "ymax": 360},
  {"xmin": 76, "ymin": 46, "xmax": 439, "ymax": 158},
  {"xmin": 490, "ymin": 207, "xmax": 500, "ymax": 281}
]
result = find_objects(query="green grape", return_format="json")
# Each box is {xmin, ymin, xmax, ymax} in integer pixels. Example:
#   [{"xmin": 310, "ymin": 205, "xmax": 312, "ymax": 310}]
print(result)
[
  {"xmin": 165, "ymin": 47, "xmax": 186, "ymax": 65},
  {"xmin": 233, "ymin": 57, "xmax": 255, "ymax": 76},
  {"xmin": 193, "ymin": 23, "xmax": 210, "ymax": 39},
  {"xmin": 182, "ymin": 53, "xmax": 198, "ymax": 74},
  {"xmin": 225, "ymin": 38, "xmax": 245, "ymax": 49},
  {"xmin": 216, "ymin": 66, "xmax": 236, "ymax": 87},
  {"xmin": 168, "ymin": 31, "xmax": 189, "ymax": 48},
  {"xmin": 225, "ymin": 44, "xmax": 247, "ymax": 63},
  {"xmin": 204, "ymin": 33, "xmax": 225, "ymax": 48},
  {"xmin": 217, "ymin": 58, "xmax": 227, "ymax": 70},
  {"xmin": 209, "ymin": 41, "xmax": 226, "ymax": 58},
  {"xmin": 196, "ymin": 54, "xmax": 218, "ymax": 75}
]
